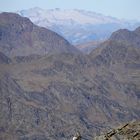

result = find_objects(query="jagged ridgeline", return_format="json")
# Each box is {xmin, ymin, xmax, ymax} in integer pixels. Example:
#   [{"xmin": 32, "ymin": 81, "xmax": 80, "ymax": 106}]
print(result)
[{"xmin": 0, "ymin": 13, "xmax": 140, "ymax": 140}]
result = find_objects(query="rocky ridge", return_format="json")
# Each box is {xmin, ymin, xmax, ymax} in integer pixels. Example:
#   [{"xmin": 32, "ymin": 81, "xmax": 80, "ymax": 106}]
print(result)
[{"xmin": 94, "ymin": 121, "xmax": 140, "ymax": 140}]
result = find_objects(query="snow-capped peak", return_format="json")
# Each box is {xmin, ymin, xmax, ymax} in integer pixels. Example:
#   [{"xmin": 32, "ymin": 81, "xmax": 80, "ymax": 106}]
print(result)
[
  {"xmin": 17, "ymin": 7, "xmax": 123, "ymax": 25},
  {"xmin": 17, "ymin": 7, "xmax": 140, "ymax": 47}
]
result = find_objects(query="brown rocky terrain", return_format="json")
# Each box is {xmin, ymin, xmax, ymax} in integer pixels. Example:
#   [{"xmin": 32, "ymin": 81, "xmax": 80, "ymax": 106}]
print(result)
[
  {"xmin": 0, "ymin": 52, "xmax": 11, "ymax": 64},
  {"xmin": 76, "ymin": 40, "xmax": 104, "ymax": 53},
  {"xmin": 0, "ymin": 13, "xmax": 140, "ymax": 140},
  {"xmin": 94, "ymin": 121, "xmax": 140, "ymax": 140}
]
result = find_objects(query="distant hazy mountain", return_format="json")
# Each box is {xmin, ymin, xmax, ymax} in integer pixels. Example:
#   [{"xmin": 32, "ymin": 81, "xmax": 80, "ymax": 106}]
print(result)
[
  {"xmin": 17, "ymin": 7, "xmax": 140, "ymax": 50},
  {"xmin": 0, "ymin": 12, "xmax": 79, "ymax": 57}
]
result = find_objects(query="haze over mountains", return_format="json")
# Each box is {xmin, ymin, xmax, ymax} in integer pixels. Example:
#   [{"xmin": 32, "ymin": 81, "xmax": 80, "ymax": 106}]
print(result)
[
  {"xmin": 17, "ymin": 7, "xmax": 140, "ymax": 52},
  {"xmin": 0, "ymin": 12, "xmax": 140, "ymax": 140}
]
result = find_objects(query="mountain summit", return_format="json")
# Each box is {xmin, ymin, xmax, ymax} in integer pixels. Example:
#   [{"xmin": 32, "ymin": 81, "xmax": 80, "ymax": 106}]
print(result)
[
  {"xmin": 0, "ymin": 12, "xmax": 79, "ymax": 57},
  {"xmin": 17, "ymin": 7, "xmax": 140, "ymax": 48},
  {"xmin": 90, "ymin": 26, "xmax": 140, "ymax": 67}
]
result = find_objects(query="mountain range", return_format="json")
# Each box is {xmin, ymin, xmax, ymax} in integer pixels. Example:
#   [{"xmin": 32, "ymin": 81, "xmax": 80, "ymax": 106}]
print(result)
[
  {"xmin": 0, "ymin": 13, "xmax": 140, "ymax": 140},
  {"xmin": 17, "ymin": 7, "xmax": 140, "ymax": 52}
]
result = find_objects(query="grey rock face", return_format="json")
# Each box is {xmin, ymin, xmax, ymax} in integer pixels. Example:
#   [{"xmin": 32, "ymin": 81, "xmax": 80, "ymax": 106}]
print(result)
[{"xmin": 90, "ymin": 27, "xmax": 140, "ymax": 67}]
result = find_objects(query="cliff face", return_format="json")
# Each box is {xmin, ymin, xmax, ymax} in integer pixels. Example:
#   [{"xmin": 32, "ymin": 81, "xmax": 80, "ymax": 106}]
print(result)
[{"xmin": 0, "ymin": 13, "xmax": 140, "ymax": 140}]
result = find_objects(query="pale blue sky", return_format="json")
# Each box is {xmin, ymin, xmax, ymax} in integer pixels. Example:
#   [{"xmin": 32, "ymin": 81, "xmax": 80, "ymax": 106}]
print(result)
[{"xmin": 0, "ymin": 0, "xmax": 140, "ymax": 20}]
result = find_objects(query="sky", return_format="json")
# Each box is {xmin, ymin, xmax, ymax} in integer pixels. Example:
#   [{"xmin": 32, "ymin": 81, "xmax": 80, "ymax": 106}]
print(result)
[{"xmin": 0, "ymin": 0, "xmax": 140, "ymax": 20}]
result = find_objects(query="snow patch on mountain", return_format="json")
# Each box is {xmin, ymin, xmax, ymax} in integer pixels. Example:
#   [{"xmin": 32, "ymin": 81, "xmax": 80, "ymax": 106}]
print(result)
[
  {"xmin": 18, "ymin": 7, "xmax": 124, "ymax": 26},
  {"xmin": 17, "ymin": 7, "xmax": 140, "ymax": 52}
]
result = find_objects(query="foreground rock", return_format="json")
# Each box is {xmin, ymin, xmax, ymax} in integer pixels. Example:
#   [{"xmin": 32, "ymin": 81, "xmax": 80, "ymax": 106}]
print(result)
[{"xmin": 94, "ymin": 121, "xmax": 140, "ymax": 140}]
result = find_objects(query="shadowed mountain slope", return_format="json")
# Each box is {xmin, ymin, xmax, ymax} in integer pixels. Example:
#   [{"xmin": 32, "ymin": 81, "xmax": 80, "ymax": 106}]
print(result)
[
  {"xmin": 90, "ymin": 26, "xmax": 140, "ymax": 67},
  {"xmin": 0, "ymin": 12, "xmax": 79, "ymax": 57},
  {"xmin": 0, "ymin": 52, "xmax": 11, "ymax": 64},
  {"xmin": 0, "ymin": 50, "xmax": 140, "ymax": 140},
  {"xmin": 109, "ymin": 27, "xmax": 140, "ymax": 47},
  {"xmin": 17, "ymin": 7, "xmax": 140, "ymax": 47}
]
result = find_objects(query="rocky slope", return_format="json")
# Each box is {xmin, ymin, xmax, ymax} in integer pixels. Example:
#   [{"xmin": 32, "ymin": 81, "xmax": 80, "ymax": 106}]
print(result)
[
  {"xmin": 0, "ymin": 52, "xmax": 11, "ymax": 64},
  {"xmin": 94, "ymin": 121, "xmax": 140, "ymax": 140},
  {"xmin": 76, "ymin": 40, "xmax": 103, "ymax": 54},
  {"xmin": 0, "ymin": 13, "xmax": 140, "ymax": 140},
  {"xmin": 0, "ymin": 12, "xmax": 79, "ymax": 57}
]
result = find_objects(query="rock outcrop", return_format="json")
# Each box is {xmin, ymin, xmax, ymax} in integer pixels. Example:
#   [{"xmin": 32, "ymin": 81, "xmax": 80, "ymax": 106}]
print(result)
[{"xmin": 94, "ymin": 121, "xmax": 140, "ymax": 140}]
